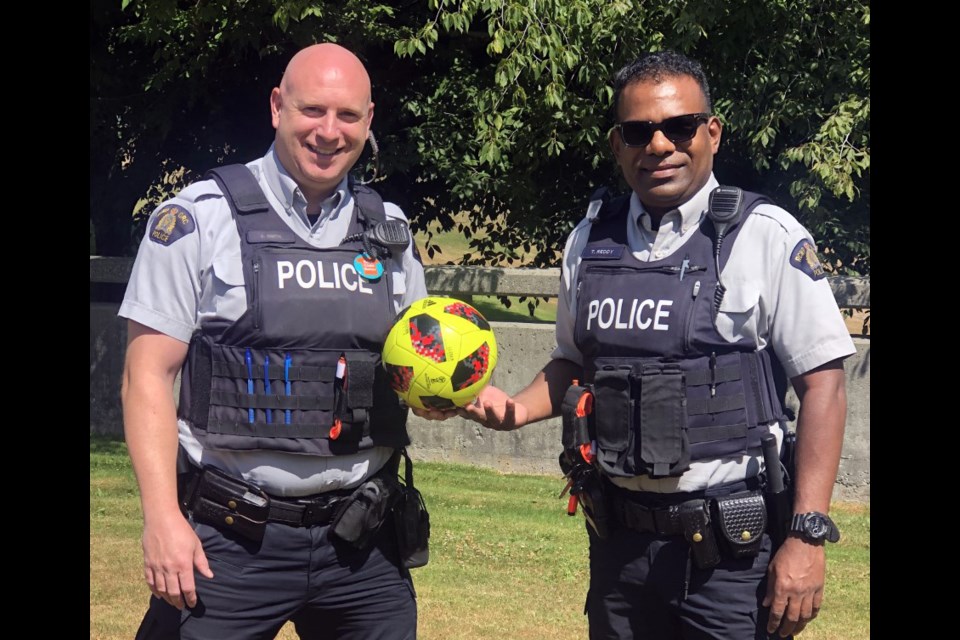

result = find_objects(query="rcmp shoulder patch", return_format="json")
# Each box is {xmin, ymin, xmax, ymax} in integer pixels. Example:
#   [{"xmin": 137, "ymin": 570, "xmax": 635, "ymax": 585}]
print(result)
[
  {"xmin": 789, "ymin": 239, "xmax": 826, "ymax": 281},
  {"xmin": 149, "ymin": 204, "xmax": 196, "ymax": 246}
]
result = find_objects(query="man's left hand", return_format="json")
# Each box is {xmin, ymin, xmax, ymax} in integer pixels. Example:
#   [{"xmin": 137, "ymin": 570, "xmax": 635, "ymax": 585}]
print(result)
[{"xmin": 762, "ymin": 536, "xmax": 827, "ymax": 637}]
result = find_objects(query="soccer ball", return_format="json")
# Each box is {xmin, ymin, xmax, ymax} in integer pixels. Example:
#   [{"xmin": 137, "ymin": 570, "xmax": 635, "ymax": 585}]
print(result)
[{"xmin": 382, "ymin": 296, "xmax": 498, "ymax": 410}]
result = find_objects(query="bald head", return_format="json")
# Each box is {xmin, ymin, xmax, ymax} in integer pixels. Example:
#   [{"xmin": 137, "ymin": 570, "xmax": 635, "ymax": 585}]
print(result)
[
  {"xmin": 270, "ymin": 43, "xmax": 375, "ymax": 207},
  {"xmin": 280, "ymin": 43, "xmax": 371, "ymax": 106}
]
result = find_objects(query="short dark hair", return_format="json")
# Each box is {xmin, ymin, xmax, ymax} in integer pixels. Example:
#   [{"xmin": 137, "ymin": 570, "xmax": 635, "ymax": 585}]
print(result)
[{"xmin": 612, "ymin": 50, "xmax": 713, "ymax": 121}]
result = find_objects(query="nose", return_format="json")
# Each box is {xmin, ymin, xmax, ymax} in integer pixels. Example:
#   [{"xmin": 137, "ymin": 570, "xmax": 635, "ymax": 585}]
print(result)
[
  {"xmin": 315, "ymin": 113, "xmax": 339, "ymax": 141},
  {"xmin": 647, "ymin": 130, "xmax": 675, "ymax": 156}
]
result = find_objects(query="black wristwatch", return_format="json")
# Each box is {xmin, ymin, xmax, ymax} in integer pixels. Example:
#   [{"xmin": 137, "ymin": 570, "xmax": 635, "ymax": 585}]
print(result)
[{"xmin": 789, "ymin": 512, "xmax": 840, "ymax": 544}]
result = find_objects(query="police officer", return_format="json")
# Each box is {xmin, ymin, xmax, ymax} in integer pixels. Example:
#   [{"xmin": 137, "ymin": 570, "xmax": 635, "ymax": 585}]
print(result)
[
  {"xmin": 446, "ymin": 51, "xmax": 856, "ymax": 639},
  {"xmin": 120, "ymin": 43, "xmax": 427, "ymax": 639}
]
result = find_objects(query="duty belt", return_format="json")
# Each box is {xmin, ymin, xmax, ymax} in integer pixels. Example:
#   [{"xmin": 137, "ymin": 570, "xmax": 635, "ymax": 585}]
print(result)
[
  {"xmin": 179, "ymin": 462, "xmax": 353, "ymax": 532},
  {"xmin": 609, "ymin": 492, "xmax": 684, "ymax": 536}
]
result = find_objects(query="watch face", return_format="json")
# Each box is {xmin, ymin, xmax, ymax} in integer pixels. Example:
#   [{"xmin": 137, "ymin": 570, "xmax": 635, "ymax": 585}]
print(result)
[{"xmin": 805, "ymin": 515, "xmax": 828, "ymax": 538}]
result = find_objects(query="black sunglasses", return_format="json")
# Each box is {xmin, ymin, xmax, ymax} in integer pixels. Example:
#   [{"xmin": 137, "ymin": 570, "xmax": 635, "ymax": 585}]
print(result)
[{"xmin": 615, "ymin": 113, "xmax": 711, "ymax": 147}]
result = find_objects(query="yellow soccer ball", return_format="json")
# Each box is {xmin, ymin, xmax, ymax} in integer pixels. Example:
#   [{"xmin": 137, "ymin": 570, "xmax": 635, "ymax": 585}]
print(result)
[{"xmin": 382, "ymin": 296, "xmax": 498, "ymax": 410}]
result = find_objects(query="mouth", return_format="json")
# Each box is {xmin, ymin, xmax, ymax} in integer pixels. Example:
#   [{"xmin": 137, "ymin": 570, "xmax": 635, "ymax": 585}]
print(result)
[
  {"xmin": 306, "ymin": 142, "xmax": 342, "ymax": 159},
  {"xmin": 642, "ymin": 163, "xmax": 684, "ymax": 179}
]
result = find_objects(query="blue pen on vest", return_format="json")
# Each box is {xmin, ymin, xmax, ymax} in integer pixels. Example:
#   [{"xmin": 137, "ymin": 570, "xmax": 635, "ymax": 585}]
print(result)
[
  {"xmin": 245, "ymin": 348, "xmax": 255, "ymax": 424},
  {"xmin": 263, "ymin": 355, "xmax": 272, "ymax": 424},
  {"xmin": 284, "ymin": 352, "xmax": 292, "ymax": 425}
]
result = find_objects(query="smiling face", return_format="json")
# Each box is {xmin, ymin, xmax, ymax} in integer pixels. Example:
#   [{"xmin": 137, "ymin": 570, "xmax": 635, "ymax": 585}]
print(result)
[
  {"xmin": 609, "ymin": 75, "xmax": 721, "ymax": 221},
  {"xmin": 270, "ymin": 44, "xmax": 374, "ymax": 207}
]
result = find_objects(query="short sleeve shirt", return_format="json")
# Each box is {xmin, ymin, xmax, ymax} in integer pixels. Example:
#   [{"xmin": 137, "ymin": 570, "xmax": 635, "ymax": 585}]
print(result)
[
  {"xmin": 119, "ymin": 145, "xmax": 428, "ymax": 496},
  {"xmin": 552, "ymin": 174, "xmax": 856, "ymax": 492}
]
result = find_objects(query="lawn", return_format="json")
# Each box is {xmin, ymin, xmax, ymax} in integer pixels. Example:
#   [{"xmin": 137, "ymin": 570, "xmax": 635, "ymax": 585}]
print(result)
[{"xmin": 91, "ymin": 436, "xmax": 868, "ymax": 640}]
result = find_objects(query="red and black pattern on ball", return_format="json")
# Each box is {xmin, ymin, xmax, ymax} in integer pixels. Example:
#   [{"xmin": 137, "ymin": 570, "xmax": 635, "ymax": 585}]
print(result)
[
  {"xmin": 419, "ymin": 395, "xmax": 456, "ymax": 410},
  {"xmin": 443, "ymin": 302, "xmax": 490, "ymax": 331},
  {"xmin": 451, "ymin": 342, "xmax": 490, "ymax": 391},
  {"xmin": 409, "ymin": 314, "xmax": 446, "ymax": 362},
  {"xmin": 384, "ymin": 363, "xmax": 415, "ymax": 393}
]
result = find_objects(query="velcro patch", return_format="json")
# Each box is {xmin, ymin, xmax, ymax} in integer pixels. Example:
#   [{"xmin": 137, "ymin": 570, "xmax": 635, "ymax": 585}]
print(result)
[
  {"xmin": 789, "ymin": 239, "xmax": 825, "ymax": 281},
  {"xmin": 149, "ymin": 204, "xmax": 196, "ymax": 246}
]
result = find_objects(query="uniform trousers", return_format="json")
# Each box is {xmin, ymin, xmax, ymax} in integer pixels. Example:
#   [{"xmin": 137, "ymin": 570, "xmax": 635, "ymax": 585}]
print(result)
[
  {"xmin": 585, "ymin": 478, "xmax": 786, "ymax": 640},
  {"xmin": 134, "ymin": 513, "xmax": 417, "ymax": 640}
]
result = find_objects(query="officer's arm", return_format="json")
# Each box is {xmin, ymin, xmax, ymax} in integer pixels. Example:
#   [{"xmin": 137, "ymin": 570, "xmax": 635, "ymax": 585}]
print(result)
[
  {"xmin": 121, "ymin": 320, "xmax": 189, "ymax": 523},
  {"xmin": 790, "ymin": 358, "xmax": 847, "ymax": 517},
  {"xmin": 513, "ymin": 357, "xmax": 584, "ymax": 423},
  {"xmin": 122, "ymin": 320, "xmax": 214, "ymax": 609},
  {"xmin": 460, "ymin": 357, "xmax": 582, "ymax": 430},
  {"xmin": 763, "ymin": 357, "xmax": 846, "ymax": 636}
]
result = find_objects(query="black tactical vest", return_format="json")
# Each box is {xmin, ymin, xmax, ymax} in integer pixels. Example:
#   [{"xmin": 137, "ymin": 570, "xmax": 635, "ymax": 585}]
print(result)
[
  {"xmin": 569, "ymin": 188, "xmax": 788, "ymax": 478},
  {"xmin": 178, "ymin": 165, "xmax": 409, "ymax": 456}
]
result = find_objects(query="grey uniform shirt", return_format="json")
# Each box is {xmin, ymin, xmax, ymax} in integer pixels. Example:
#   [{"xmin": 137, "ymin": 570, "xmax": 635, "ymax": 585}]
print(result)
[
  {"xmin": 552, "ymin": 174, "xmax": 856, "ymax": 492},
  {"xmin": 119, "ymin": 145, "xmax": 428, "ymax": 496}
]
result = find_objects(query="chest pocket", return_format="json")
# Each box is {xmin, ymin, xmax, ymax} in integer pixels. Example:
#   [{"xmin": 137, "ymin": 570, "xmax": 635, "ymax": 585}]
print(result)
[
  {"xmin": 211, "ymin": 256, "xmax": 247, "ymax": 319},
  {"xmin": 716, "ymin": 282, "xmax": 761, "ymax": 345}
]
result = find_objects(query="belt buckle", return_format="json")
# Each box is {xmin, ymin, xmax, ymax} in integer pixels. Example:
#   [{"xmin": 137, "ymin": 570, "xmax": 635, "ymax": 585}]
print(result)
[{"xmin": 301, "ymin": 497, "xmax": 339, "ymax": 527}]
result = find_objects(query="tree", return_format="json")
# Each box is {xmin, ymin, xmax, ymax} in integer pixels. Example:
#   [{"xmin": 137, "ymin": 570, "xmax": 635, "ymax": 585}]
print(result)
[{"xmin": 91, "ymin": 0, "xmax": 869, "ymax": 279}]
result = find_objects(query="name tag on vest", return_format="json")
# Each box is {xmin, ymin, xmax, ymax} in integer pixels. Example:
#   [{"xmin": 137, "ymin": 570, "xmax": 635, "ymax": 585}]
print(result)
[{"xmin": 582, "ymin": 246, "xmax": 624, "ymax": 260}]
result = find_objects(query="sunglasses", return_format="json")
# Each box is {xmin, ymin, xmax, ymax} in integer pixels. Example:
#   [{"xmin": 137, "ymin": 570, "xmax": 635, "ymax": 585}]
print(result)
[{"xmin": 614, "ymin": 113, "xmax": 711, "ymax": 147}]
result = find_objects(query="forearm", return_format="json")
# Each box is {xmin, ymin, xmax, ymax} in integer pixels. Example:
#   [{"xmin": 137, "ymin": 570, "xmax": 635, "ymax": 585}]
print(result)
[
  {"xmin": 121, "ymin": 322, "xmax": 191, "ymax": 526},
  {"xmin": 513, "ymin": 358, "xmax": 583, "ymax": 424},
  {"xmin": 122, "ymin": 375, "xmax": 184, "ymax": 525},
  {"xmin": 791, "ymin": 361, "xmax": 847, "ymax": 514}
]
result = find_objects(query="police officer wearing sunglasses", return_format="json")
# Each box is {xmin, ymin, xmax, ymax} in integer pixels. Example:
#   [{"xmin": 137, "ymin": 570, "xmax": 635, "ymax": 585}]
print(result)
[{"xmin": 450, "ymin": 50, "xmax": 856, "ymax": 639}]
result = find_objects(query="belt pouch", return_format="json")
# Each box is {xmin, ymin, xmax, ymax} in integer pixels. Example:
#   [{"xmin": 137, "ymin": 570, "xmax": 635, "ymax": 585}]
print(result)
[
  {"xmin": 639, "ymin": 366, "xmax": 688, "ymax": 477},
  {"xmin": 593, "ymin": 369, "xmax": 632, "ymax": 473},
  {"xmin": 190, "ymin": 467, "xmax": 270, "ymax": 543},
  {"xmin": 678, "ymin": 499, "xmax": 721, "ymax": 569},
  {"xmin": 394, "ymin": 449, "xmax": 431, "ymax": 568},
  {"xmin": 714, "ymin": 491, "xmax": 766, "ymax": 559},
  {"xmin": 395, "ymin": 484, "xmax": 431, "ymax": 568},
  {"xmin": 330, "ymin": 476, "xmax": 399, "ymax": 550}
]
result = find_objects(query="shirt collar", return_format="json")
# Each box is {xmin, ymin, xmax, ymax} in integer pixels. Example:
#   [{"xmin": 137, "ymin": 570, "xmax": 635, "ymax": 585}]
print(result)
[
  {"xmin": 261, "ymin": 144, "xmax": 348, "ymax": 222},
  {"xmin": 630, "ymin": 173, "xmax": 720, "ymax": 234}
]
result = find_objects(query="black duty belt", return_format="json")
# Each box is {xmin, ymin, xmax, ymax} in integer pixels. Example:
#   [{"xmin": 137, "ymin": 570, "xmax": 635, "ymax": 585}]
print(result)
[
  {"xmin": 609, "ymin": 492, "xmax": 684, "ymax": 536},
  {"xmin": 179, "ymin": 462, "xmax": 353, "ymax": 531}
]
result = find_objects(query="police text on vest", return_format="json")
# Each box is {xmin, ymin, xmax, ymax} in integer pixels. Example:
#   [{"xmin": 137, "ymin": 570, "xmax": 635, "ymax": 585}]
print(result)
[
  {"xmin": 586, "ymin": 298, "xmax": 673, "ymax": 330},
  {"xmin": 276, "ymin": 260, "xmax": 373, "ymax": 294}
]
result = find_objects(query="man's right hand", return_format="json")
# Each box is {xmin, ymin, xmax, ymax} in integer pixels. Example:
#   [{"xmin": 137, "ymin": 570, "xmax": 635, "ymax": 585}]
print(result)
[
  {"xmin": 141, "ymin": 514, "xmax": 214, "ymax": 610},
  {"xmin": 458, "ymin": 385, "xmax": 529, "ymax": 431}
]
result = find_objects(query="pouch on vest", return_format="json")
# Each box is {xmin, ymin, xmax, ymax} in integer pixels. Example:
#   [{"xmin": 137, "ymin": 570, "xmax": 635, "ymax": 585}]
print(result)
[
  {"xmin": 638, "ymin": 362, "xmax": 690, "ymax": 477},
  {"xmin": 592, "ymin": 368, "xmax": 634, "ymax": 477}
]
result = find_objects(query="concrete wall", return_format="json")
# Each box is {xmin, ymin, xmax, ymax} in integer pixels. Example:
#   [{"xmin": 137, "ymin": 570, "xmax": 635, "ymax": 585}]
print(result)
[{"xmin": 91, "ymin": 258, "xmax": 870, "ymax": 502}]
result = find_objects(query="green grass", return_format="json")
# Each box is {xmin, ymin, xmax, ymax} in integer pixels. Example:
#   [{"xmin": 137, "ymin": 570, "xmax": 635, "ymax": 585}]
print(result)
[{"xmin": 91, "ymin": 436, "xmax": 868, "ymax": 640}]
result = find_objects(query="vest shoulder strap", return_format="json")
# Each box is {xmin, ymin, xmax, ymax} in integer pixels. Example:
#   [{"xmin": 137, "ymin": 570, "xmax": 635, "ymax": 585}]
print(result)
[
  {"xmin": 349, "ymin": 179, "xmax": 388, "ymax": 226},
  {"xmin": 203, "ymin": 164, "xmax": 271, "ymax": 216}
]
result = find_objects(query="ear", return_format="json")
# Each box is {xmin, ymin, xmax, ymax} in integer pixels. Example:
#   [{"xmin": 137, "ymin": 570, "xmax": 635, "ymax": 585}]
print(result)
[
  {"xmin": 608, "ymin": 126, "xmax": 622, "ymax": 160},
  {"xmin": 706, "ymin": 116, "xmax": 722, "ymax": 154},
  {"xmin": 270, "ymin": 88, "xmax": 282, "ymax": 129}
]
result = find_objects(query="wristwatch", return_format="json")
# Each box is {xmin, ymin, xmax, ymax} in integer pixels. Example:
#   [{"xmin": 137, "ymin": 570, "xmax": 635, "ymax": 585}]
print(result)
[{"xmin": 789, "ymin": 512, "xmax": 840, "ymax": 543}]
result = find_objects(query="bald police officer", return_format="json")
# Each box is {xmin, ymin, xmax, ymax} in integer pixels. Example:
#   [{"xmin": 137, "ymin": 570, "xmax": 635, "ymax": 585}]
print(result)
[
  {"xmin": 120, "ymin": 43, "xmax": 426, "ymax": 640},
  {"xmin": 446, "ymin": 50, "xmax": 855, "ymax": 639}
]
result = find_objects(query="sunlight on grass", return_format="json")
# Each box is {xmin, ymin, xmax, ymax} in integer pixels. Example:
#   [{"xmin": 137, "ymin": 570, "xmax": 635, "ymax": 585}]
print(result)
[{"xmin": 91, "ymin": 438, "xmax": 868, "ymax": 640}]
